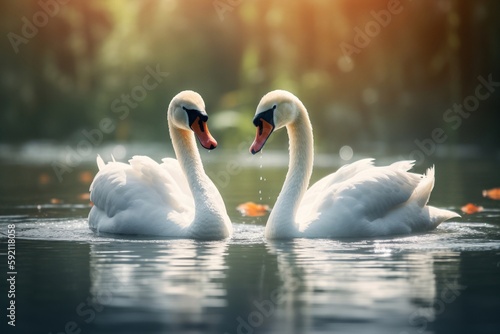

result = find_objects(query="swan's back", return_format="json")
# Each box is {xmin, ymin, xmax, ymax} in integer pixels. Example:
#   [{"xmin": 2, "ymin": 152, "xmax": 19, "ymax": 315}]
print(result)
[
  {"xmin": 89, "ymin": 155, "xmax": 194, "ymax": 236},
  {"xmin": 298, "ymin": 160, "xmax": 459, "ymax": 238}
]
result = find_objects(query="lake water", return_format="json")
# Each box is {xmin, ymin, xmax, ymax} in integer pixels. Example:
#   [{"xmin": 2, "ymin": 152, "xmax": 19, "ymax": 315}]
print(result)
[{"xmin": 1, "ymin": 143, "xmax": 500, "ymax": 334}]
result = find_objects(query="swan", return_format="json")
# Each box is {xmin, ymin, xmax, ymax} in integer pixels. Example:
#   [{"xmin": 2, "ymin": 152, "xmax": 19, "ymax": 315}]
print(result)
[
  {"xmin": 250, "ymin": 90, "xmax": 459, "ymax": 239},
  {"xmin": 88, "ymin": 90, "xmax": 232, "ymax": 240}
]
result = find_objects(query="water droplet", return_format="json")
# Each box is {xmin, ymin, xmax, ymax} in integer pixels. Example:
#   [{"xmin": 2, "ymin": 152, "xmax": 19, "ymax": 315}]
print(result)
[
  {"xmin": 259, "ymin": 176, "xmax": 262, "ymax": 181},
  {"xmin": 259, "ymin": 190, "xmax": 261, "ymax": 194}
]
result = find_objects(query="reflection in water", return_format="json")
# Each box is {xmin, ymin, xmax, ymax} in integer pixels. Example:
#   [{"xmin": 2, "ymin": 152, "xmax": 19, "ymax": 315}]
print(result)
[
  {"xmin": 88, "ymin": 240, "xmax": 228, "ymax": 332},
  {"xmin": 265, "ymin": 240, "xmax": 462, "ymax": 334},
  {"xmin": 3, "ymin": 218, "xmax": 500, "ymax": 334},
  {"xmin": 1, "ymin": 152, "xmax": 500, "ymax": 334},
  {"xmin": 4, "ymin": 203, "xmax": 500, "ymax": 334}
]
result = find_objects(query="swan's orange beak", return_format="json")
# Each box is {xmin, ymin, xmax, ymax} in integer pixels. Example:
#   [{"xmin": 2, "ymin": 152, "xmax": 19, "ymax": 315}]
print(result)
[
  {"xmin": 250, "ymin": 118, "xmax": 274, "ymax": 154},
  {"xmin": 191, "ymin": 117, "xmax": 217, "ymax": 150}
]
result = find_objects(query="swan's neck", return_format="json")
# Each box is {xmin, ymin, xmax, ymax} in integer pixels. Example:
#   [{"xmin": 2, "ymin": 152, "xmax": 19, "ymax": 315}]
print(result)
[
  {"xmin": 169, "ymin": 126, "xmax": 228, "ymax": 237},
  {"xmin": 266, "ymin": 108, "xmax": 314, "ymax": 238},
  {"xmin": 170, "ymin": 127, "xmax": 206, "ymax": 193}
]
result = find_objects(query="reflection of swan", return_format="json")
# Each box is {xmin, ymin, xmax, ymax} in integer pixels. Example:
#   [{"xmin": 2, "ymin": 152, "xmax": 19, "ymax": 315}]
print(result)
[
  {"xmin": 88, "ymin": 240, "xmax": 228, "ymax": 325},
  {"xmin": 266, "ymin": 240, "xmax": 461, "ymax": 333},
  {"xmin": 250, "ymin": 90, "xmax": 459, "ymax": 239},
  {"xmin": 89, "ymin": 91, "xmax": 232, "ymax": 239}
]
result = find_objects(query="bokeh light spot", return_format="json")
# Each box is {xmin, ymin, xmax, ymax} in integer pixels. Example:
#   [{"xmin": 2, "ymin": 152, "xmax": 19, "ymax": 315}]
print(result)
[
  {"xmin": 112, "ymin": 144, "xmax": 127, "ymax": 160},
  {"xmin": 337, "ymin": 56, "xmax": 354, "ymax": 73},
  {"xmin": 339, "ymin": 145, "xmax": 353, "ymax": 161}
]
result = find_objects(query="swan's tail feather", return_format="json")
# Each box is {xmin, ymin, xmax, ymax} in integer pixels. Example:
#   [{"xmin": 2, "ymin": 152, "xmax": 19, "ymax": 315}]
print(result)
[
  {"xmin": 410, "ymin": 165, "xmax": 435, "ymax": 207},
  {"xmin": 428, "ymin": 206, "xmax": 461, "ymax": 228},
  {"xmin": 405, "ymin": 165, "xmax": 460, "ymax": 229},
  {"xmin": 96, "ymin": 154, "xmax": 105, "ymax": 170}
]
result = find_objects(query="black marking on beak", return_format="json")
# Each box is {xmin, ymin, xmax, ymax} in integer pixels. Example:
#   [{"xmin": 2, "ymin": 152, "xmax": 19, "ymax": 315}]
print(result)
[
  {"xmin": 253, "ymin": 105, "xmax": 276, "ymax": 134},
  {"xmin": 183, "ymin": 107, "xmax": 208, "ymax": 131}
]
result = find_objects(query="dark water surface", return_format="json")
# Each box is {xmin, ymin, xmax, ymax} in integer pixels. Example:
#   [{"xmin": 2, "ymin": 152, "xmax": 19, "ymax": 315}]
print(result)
[{"xmin": 1, "ymin": 146, "xmax": 500, "ymax": 334}]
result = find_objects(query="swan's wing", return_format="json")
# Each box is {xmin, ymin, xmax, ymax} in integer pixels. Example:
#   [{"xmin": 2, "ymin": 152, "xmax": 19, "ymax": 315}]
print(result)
[
  {"xmin": 298, "ymin": 160, "xmax": 424, "ymax": 236},
  {"xmin": 303, "ymin": 159, "xmax": 375, "ymax": 202},
  {"xmin": 89, "ymin": 155, "xmax": 194, "ymax": 236},
  {"xmin": 160, "ymin": 157, "xmax": 191, "ymax": 198},
  {"xmin": 128, "ymin": 156, "xmax": 194, "ymax": 213},
  {"xmin": 299, "ymin": 159, "xmax": 376, "ymax": 220}
]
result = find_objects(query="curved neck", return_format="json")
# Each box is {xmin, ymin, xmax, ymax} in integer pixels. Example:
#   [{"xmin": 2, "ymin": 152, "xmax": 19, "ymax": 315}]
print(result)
[
  {"xmin": 168, "ymin": 125, "xmax": 225, "ymax": 233},
  {"xmin": 169, "ymin": 126, "xmax": 206, "ymax": 193},
  {"xmin": 265, "ymin": 106, "xmax": 314, "ymax": 238}
]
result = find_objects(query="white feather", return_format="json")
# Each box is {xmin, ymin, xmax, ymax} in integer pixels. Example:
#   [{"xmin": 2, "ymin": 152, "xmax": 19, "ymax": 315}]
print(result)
[
  {"xmin": 256, "ymin": 90, "xmax": 460, "ymax": 239},
  {"xmin": 88, "ymin": 91, "xmax": 232, "ymax": 239}
]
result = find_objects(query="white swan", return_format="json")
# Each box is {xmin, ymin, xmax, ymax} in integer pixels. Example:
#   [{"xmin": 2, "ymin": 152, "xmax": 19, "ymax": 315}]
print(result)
[
  {"xmin": 88, "ymin": 91, "xmax": 232, "ymax": 240},
  {"xmin": 250, "ymin": 90, "xmax": 459, "ymax": 239}
]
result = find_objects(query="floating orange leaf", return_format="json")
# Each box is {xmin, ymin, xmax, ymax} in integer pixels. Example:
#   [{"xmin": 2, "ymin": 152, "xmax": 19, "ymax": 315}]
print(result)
[
  {"xmin": 50, "ymin": 198, "xmax": 62, "ymax": 204},
  {"xmin": 38, "ymin": 173, "xmax": 51, "ymax": 185},
  {"xmin": 482, "ymin": 188, "xmax": 500, "ymax": 200},
  {"xmin": 237, "ymin": 202, "xmax": 270, "ymax": 217},
  {"xmin": 78, "ymin": 171, "xmax": 94, "ymax": 184},
  {"xmin": 78, "ymin": 193, "xmax": 91, "ymax": 201},
  {"xmin": 461, "ymin": 203, "xmax": 484, "ymax": 215}
]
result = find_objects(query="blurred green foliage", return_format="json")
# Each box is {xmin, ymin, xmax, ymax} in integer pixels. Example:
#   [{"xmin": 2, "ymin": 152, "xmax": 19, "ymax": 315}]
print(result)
[{"xmin": 0, "ymin": 0, "xmax": 499, "ymax": 152}]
